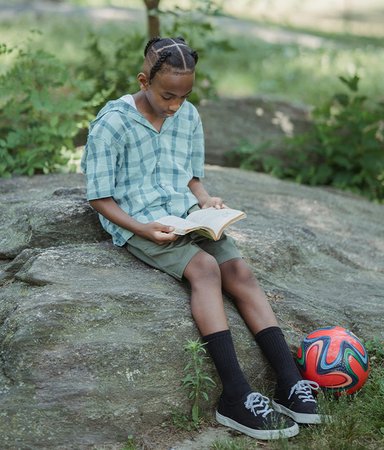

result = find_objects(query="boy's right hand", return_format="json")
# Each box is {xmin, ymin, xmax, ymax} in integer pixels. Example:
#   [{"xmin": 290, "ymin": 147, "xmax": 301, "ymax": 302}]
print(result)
[{"xmin": 137, "ymin": 222, "xmax": 179, "ymax": 245}]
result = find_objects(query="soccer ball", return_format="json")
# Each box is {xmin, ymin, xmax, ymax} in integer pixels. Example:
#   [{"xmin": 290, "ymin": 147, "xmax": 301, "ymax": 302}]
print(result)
[{"xmin": 296, "ymin": 326, "xmax": 370, "ymax": 395}]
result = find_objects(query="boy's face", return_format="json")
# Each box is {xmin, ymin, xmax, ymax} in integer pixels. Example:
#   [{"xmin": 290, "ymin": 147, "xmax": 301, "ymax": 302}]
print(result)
[{"xmin": 141, "ymin": 69, "xmax": 195, "ymax": 118}]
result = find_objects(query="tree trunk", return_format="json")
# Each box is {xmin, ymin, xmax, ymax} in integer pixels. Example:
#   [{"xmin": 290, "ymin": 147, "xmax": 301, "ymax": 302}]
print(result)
[{"xmin": 143, "ymin": 0, "xmax": 161, "ymax": 39}]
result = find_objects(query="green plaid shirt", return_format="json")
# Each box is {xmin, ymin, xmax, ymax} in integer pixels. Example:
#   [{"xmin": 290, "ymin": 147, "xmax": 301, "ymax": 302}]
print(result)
[{"xmin": 81, "ymin": 96, "xmax": 205, "ymax": 246}]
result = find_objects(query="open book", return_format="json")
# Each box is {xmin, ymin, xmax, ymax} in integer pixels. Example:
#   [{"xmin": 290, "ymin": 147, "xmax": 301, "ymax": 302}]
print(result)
[{"xmin": 156, "ymin": 207, "xmax": 246, "ymax": 241}]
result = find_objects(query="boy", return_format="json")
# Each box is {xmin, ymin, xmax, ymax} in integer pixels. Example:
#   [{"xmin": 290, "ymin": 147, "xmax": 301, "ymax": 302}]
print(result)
[{"xmin": 81, "ymin": 36, "xmax": 323, "ymax": 440}]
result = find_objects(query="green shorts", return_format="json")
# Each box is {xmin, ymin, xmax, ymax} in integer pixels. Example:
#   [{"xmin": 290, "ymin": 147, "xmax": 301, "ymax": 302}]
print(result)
[{"xmin": 126, "ymin": 231, "xmax": 242, "ymax": 280}]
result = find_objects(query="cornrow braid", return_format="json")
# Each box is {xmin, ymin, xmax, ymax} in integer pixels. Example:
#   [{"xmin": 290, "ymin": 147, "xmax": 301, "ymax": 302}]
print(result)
[
  {"xmin": 191, "ymin": 50, "xmax": 199, "ymax": 64},
  {"xmin": 143, "ymin": 36, "xmax": 199, "ymax": 82},
  {"xmin": 144, "ymin": 36, "xmax": 161, "ymax": 57},
  {"xmin": 149, "ymin": 50, "xmax": 172, "ymax": 82}
]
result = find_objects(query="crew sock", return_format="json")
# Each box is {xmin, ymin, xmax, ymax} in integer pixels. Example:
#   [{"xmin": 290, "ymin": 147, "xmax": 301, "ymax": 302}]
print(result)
[
  {"xmin": 202, "ymin": 329, "xmax": 252, "ymax": 403},
  {"xmin": 254, "ymin": 326, "xmax": 302, "ymax": 390}
]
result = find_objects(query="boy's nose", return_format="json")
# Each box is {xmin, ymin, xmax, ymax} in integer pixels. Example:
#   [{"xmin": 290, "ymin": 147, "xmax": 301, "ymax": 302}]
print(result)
[{"xmin": 169, "ymin": 103, "xmax": 181, "ymax": 112}]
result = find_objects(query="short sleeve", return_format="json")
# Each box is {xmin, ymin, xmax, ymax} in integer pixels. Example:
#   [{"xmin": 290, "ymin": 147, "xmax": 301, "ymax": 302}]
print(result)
[
  {"xmin": 191, "ymin": 116, "xmax": 205, "ymax": 179},
  {"xmin": 81, "ymin": 135, "xmax": 118, "ymax": 200}
]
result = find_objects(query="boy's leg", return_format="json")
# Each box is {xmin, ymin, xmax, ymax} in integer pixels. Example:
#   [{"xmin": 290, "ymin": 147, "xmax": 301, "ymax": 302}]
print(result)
[
  {"xmin": 183, "ymin": 251, "xmax": 251, "ymax": 400},
  {"xmin": 127, "ymin": 236, "xmax": 299, "ymax": 437},
  {"xmin": 219, "ymin": 258, "xmax": 323, "ymax": 424},
  {"xmin": 183, "ymin": 251, "xmax": 298, "ymax": 439}
]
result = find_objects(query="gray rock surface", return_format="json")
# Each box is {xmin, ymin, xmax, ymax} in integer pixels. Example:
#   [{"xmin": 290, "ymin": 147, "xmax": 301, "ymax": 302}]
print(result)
[
  {"xmin": 0, "ymin": 168, "xmax": 383, "ymax": 449},
  {"xmin": 198, "ymin": 97, "xmax": 311, "ymax": 166}
]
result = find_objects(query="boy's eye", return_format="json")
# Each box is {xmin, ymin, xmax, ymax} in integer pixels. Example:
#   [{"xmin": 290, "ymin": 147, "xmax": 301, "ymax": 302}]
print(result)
[{"xmin": 161, "ymin": 94, "xmax": 191, "ymax": 100}]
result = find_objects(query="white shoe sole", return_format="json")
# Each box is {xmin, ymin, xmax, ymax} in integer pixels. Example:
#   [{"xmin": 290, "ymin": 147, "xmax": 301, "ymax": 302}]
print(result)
[
  {"xmin": 216, "ymin": 411, "xmax": 300, "ymax": 440},
  {"xmin": 272, "ymin": 400, "xmax": 330, "ymax": 424}
]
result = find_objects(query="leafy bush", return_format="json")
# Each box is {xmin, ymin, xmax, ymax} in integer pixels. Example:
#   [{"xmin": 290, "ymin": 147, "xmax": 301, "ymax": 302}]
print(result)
[
  {"xmin": 227, "ymin": 75, "xmax": 384, "ymax": 202},
  {"xmin": 0, "ymin": 40, "xmax": 90, "ymax": 176},
  {"xmin": 285, "ymin": 75, "xmax": 384, "ymax": 200},
  {"xmin": 76, "ymin": 30, "xmax": 147, "ymax": 112}
]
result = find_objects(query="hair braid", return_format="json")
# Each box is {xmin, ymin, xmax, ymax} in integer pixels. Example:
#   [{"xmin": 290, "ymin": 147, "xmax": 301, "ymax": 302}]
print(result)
[
  {"xmin": 149, "ymin": 50, "xmax": 172, "ymax": 82},
  {"xmin": 143, "ymin": 36, "xmax": 198, "ymax": 82},
  {"xmin": 144, "ymin": 36, "xmax": 161, "ymax": 56},
  {"xmin": 190, "ymin": 50, "xmax": 199, "ymax": 64}
]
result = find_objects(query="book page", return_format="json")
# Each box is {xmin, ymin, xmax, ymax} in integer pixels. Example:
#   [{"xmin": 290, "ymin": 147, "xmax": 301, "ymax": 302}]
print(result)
[
  {"xmin": 155, "ymin": 215, "xmax": 198, "ymax": 234},
  {"xmin": 156, "ymin": 208, "xmax": 246, "ymax": 239},
  {"xmin": 187, "ymin": 207, "xmax": 245, "ymax": 235}
]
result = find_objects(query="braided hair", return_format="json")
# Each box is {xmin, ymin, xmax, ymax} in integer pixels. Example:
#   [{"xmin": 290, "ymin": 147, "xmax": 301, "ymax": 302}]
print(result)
[{"xmin": 143, "ymin": 36, "xmax": 199, "ymax": 82}]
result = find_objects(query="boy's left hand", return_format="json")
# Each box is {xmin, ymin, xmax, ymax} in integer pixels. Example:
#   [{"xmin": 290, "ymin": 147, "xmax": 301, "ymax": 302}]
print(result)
[{"xmin": 201, "ymin": 196, "xmax": 227, "ymax": 209}]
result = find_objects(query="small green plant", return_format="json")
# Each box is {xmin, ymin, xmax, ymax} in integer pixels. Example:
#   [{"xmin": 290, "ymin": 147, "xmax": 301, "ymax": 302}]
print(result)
[
  {"xmin": 182, "ymin": 338, "xmax": 216, "ymax": 427},
  {"xmin": 121, "ymin": 435, "xmax": 138, "ymax": 450},
  {"xmin": 226, "ymin": 139, "xmax": 283, "ymax": 177},
  {"xmin": 210, "ymin": 438, "xmax": 253, "ymax": 450},
  {"xmin": 0, "ymin": 39, "xmax": 91, "ymax": 177}
]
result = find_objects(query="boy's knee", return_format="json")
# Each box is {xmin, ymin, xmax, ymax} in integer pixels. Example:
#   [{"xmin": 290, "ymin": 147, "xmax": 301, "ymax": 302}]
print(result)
[
  {"xmin": 223, "ymin": 258, "xmax": 256, "ymax": 285},
  {"xmin": 184, "ymin": 251, "xmax": 221, "ymax": 283}
]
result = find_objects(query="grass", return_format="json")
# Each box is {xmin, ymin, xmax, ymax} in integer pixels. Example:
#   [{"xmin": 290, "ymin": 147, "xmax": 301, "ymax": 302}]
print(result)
[
  {"xmin": 1, "ymin": 3, "xmax": 384, "ymax": 106},
  {"xmin": 208, "ymin": 32, "xmax": 384, "ymax": 105}
]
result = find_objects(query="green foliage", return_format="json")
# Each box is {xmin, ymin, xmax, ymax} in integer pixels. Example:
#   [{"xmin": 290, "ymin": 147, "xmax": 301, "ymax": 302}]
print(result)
[
  {"xmin": 0, "ymin": 40, "xmax": 90, "ymax": 177},
  {"xmin": 365, "ymin": 337, "xmax": 384, "ymax": 364},
  {"xmin": 121, "ymin": 435, "xmax": 138, "ymax": 450},
  {"xmin": 227, "ymin": 75, "xmax": 384, "ymax": 202},
  {"xmin": 226, "ymin": 140, "xmax": 284, "ymax": 177},
  {"xmin": 283, "ymin": 74, "xmax": 384, "ymax": 201},
  {"xmin": 76, "ymin": 30, "xmax": 146, "ymax": 112},
  {"xmin": 181, "ymin": 339, "xmax": 216, "ymax": 427},
  {"xmin": 210, "ymin": 438, "xmax": 251, "ymax": 450}
]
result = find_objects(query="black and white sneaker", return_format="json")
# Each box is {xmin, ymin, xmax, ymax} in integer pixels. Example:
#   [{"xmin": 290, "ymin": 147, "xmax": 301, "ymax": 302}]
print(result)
[
  {"xmin": 216, "ymin": 392, "xmax": 299, "ymax": 440},
  {"xmin": 272, "ymin": 380, "xmax": 329, "ymax": 424}
]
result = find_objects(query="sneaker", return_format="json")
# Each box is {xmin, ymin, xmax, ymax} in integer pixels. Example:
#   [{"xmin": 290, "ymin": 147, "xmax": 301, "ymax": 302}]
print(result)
[
  {"xmin": 272, "ymin": 380, "xmax": 329, "ymax": 424},
  {"xmin": 216, "ymin": 392, "xmax": 299, "ymax": 440}
]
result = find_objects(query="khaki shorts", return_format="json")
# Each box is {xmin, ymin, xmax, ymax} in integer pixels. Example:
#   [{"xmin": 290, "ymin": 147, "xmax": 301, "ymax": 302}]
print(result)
[{"xmin": 126, "ymin": 231, "xmax": 241, "ymax": 280}]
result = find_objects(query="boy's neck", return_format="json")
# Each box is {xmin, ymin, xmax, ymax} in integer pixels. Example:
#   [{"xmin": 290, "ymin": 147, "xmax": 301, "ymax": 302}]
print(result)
[{"xmin": 132, "ymin": 91, "xmax": 165, "ymax": 132}]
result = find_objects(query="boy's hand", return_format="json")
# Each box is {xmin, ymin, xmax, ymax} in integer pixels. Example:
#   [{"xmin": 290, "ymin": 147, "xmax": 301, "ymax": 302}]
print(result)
[
  {"xmin": 138, "ymin": 222, "xmax": 179, "ymax": 245},
  {"xmin": 201, "ymin": 196, "xmax": 227, "ymax": 209}
]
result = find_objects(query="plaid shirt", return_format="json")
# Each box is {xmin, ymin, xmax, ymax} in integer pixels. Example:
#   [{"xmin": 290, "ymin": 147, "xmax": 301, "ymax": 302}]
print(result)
[{"xmin": 81, "ymin": 96, "xmax": 205, "ymax": 246}]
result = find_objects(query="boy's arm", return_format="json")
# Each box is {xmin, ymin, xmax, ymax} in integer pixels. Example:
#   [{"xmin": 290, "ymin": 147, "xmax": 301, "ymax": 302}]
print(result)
[
  {"xmin": 89, "ymin": 197, "xmax": 178, "ymax": 244},
  {"xmin": 188, "ymin": 177, "xmax": 226, "ymax": 209}
]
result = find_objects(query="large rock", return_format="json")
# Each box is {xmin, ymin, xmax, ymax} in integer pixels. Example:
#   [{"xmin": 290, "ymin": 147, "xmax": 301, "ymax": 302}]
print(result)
[
  {"xmin": 198, "ymin": 97, "xmax": 311, "ymax": 166},
  {"xmin": 0, "ymin": 168, "xmax": 383, "ymax": 449}
]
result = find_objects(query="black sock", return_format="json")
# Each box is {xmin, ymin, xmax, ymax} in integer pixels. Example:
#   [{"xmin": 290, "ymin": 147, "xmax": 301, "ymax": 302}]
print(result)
[
  {"xmin": 255, "ymin": 326, "xmax": 302, "ymax": 390},
  {"xmin": 202, "ymin": 329, "xmax": 251, "ymax": 403}
]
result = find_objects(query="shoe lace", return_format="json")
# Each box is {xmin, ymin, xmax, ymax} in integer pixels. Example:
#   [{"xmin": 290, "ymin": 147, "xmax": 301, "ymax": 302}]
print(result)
[
  {"xmin": 244, "ymin": 392, "xmax": 274, "ymax": 418},
  {"xmin": 288, "ymin": 380, "xmax": 319, "ymax": 403}
]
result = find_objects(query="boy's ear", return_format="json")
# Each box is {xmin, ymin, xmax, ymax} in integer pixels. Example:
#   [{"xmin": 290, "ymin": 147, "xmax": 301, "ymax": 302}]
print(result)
[{"xmin": 137, "ymin": 72, "xmax": 149, "ymax": 90}]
